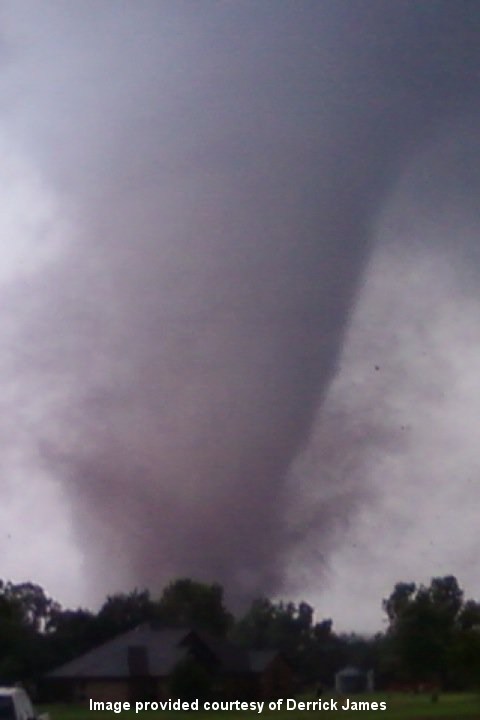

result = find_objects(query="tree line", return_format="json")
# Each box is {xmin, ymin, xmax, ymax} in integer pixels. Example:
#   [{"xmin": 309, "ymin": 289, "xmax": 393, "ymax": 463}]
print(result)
[{"xmin": 0, "ymin": 575, "xmax": 479, "ymax": 691}]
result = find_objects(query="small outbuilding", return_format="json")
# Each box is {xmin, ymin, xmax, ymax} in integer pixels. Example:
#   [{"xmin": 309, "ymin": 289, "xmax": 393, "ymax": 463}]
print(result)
[{"xmin": 335, "ymin": 666, "xmax": 373, "ymax": 694}]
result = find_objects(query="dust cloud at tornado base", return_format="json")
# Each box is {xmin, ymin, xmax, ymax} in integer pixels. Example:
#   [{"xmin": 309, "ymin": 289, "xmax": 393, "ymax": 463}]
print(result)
[{"xmin": 0, "ymin": 2, "xmax": 479, "ymax": 625}]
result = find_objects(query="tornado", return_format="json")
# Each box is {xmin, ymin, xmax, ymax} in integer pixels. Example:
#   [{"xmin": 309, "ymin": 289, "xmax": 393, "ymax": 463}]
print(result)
[{"xmin": 1, "ymin": 1, "xmax": 479, "ymax": 607}]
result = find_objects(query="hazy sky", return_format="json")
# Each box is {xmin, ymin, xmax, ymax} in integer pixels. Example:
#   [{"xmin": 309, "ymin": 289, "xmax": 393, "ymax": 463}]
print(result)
[{"xmin": 1, "ymin": 1, "xmax": 480, "ymax": 633}]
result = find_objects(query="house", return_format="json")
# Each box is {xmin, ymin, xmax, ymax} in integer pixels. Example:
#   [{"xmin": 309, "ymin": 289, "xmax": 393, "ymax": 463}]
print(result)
[{"xmin": 44, "ymin": 625, "xmax": 292, "ymax": 703}]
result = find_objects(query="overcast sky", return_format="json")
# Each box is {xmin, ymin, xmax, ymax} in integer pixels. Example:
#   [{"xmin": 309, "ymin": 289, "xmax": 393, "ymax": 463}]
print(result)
[
  {"xmin": 0, "ymin": 1, "xmax": 480, "ymax": 633},
  {"xmin": 289, "ymin": 121, "xmax": 480, "ymax": 630}
]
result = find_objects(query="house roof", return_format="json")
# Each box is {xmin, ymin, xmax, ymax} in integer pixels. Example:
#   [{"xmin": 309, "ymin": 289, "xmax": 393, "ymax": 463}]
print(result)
[
  {"xmin": 184, "ymin": 630, "xmax": 249, "ymax": 674},
  {"xmin": 47, "ymin": 626, "xmax": 281, "ymax": 680},
  {"xmin": 335, "ymin": 666, "xmax": 365, "ymax": 678},
  {"xmin": 48, "ymin": 626, "xmax": 187, "ymax": 679}
]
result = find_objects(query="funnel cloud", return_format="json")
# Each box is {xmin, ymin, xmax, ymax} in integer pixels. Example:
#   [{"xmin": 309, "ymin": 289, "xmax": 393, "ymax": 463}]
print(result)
[{"xmin": 1, "ymin": 2, "xmax": 480, "ymax": 614}]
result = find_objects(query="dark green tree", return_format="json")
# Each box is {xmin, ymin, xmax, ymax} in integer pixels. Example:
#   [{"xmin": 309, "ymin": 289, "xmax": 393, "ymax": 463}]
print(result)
[
  {"xmin": 95, "ymin": 589, "xmax": 153, "ymax": 641},
  {"xmin": 155, "ymin": 579, "xmax": 232, "ymax": 636},
  {"xmin": 45, "ymin": 607, "xmax": 98, "ymax": 666},
  {"xmin": 233, "ymin": 597, "xmax": 337, "ymax": 684},
  {"xmin": 383, "ymin": 576, "xmax": 465, "ymax": 688},
  {"xmin": 0, "ymin": 581, "xmax": 61, "ymax": 681},
  {"xmin": 382, "ymin": 582, "xmax": 416, "ymax": 626},
  {"xmin": 1, "ymin": 581, "xmax": 60, "ymax": 633}
]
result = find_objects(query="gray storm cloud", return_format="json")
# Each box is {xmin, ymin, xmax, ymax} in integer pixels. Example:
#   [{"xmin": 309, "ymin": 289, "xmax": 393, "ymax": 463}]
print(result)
[{"xmin": 1, "ymin": 1, "xmax": 480, "ymax": 608}]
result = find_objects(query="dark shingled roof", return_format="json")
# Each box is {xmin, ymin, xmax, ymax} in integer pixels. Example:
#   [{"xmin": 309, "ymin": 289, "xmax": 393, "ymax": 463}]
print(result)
[
  {"xmin": 183, "ymin": 630, "xmax": 250, "ymax": 674},
  {"xmin": 47, "ymin": 626, "xmax": 281, "ymax": 680},
  {"xmin": 48, "ymin": 626, "xmax": 187, "ymax": 678},
  {"xmin": 336, "ymin": 666, "xmax": 365, "ymax": 678}
]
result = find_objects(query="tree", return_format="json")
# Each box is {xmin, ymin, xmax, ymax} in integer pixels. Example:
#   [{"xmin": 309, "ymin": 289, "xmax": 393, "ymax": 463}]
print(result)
[
  {"xmin": 95, "ymin": 589, "xmax": 153, "ymax": 641},
  {"xmin": 0, "ymin": 589, "xmax": 30, "ymax": 682},
  {"xmin": 1, "ymin": 581, "xmax": 60, "ymax": 633},
  {"xmin": 45, "ymin": 607, "xmax": 98, "ymax": 667},
  {"xmin": 155, "ymin": 579, "xmax": 232, "ymax": 636},
  {"xmin": 382, "ymin": 582, "xmax": 416, "ymax": 627},
  {"xmin": 232, "ymin": 598, "xmax": 276, "ymax": 650},
  {"xmin": 429, "ymin": 576, "xmax": 463, "ymax": 625},
  {"xmin": 458, "ymin": 599, "xmax": 480, "ymax": 631},
  {"xmin": 382, "ymin": 576, "xmax": 466, "ymax": 688},
  {"xmin": 234, "ymin": 598, "xmax": 318, "ymax": 652},
  {"xmin": 233, "ymin": 597, "xmax": 338, "ymax": 685},
  {"xmin": 0, "ymin": 581, "xmax": 61, "ymax": 681}
]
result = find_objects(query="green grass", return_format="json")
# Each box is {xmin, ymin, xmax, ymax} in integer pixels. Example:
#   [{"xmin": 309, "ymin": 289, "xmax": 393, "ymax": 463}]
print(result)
[{"xmin": 40, "ymin": 693, "xmax": 480, "ymax": 720}]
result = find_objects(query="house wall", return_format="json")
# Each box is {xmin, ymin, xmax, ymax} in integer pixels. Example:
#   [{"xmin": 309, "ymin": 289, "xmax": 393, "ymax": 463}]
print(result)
[
  {"xmin": 155, "ymin": 678, "xmax": 169, "ymax": 700},
  {"xmin": 45, "ymin": 663, "xmax": 293, "ymax": 704},
  {"xmin": 43, "ymin": 676, "xmax": 170, "ymax": 705},
  {"xmin": 86, "ymin": 678, "xmax": 170, "ymax": 703},
  {"xmin": 219, "ymin": 658, "xmax": 293, "ymax": 701},
  {"xmin": 218, "ymin": 673, "xmax": 256, "ymax": 700},
  {"xmin": 257, "ymin": 657, "xmax": 293, "ymax": 699},
  {"xmin": 84, "ymin": 680, "xmax": 130, "ymax": 703}
]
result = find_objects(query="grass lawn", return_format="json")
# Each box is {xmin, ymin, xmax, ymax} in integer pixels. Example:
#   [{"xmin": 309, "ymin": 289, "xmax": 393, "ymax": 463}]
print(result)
[{"xmin": 41, "ymin": 693, "xmax": 480, "ymax": 720}]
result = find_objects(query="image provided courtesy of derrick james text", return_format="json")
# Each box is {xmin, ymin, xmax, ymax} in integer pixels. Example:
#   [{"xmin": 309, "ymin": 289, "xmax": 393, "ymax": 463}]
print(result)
[{"xmin": 89, "ymin": 698, "xmax": 388, "ymax": 713}]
